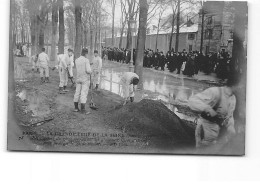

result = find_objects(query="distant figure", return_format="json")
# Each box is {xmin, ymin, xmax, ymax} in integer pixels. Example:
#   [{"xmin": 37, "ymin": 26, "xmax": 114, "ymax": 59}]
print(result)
[
  {"xmin": 37, "ymin": 48, "xmax": 50, "ymax": 83},
  {"xmin": 67, "ymin": 48, "xmax": 74, "ymax": 79},
  {"xmin": 91, "ymin": 50, "xmax": 102, "ymax": 90},
  {"xmin": 120, "ymin": 72, "xmax": 139, "ymax": 105},
  {"xmin": 56, "ymin": 53, "xmax": 68, "ymax": 94},
  {"xmin": 22, "ymin": 44, "xmax": 27, "ymax": 57},
  {"xmin": 31, "ymin": 54, "xmax": 39, "ymax": 72}
]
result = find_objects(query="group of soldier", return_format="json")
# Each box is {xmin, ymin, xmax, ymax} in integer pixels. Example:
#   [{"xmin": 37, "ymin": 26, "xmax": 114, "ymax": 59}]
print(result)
[
  {"xmin": 102, "ymin": 46, "xmax": 232, "ymax": 80},
  {"xmin": 30, "ymin": 47, "xmax": 103, "ymax": 114},
  {"xmin": 14, "ymin": 43, "xmax": 29, "ymax": 57}
]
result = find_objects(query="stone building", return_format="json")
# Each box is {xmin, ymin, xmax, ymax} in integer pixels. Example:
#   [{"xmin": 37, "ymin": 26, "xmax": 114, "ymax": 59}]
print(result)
[{"xmin": 196, "ymin": 1, "xmax": 236, "ymax": 55}]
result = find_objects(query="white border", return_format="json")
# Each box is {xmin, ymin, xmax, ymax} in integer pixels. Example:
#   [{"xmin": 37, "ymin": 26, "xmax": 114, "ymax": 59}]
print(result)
[{"xmin": 1, "ymin": 0, "xmax": 260, "ymax": 183}]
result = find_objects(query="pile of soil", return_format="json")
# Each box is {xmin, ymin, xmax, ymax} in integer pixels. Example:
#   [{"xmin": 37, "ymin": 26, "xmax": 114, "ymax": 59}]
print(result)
[{"xmin": 106, "ymin": 99, "xmax": 196, "ymax": 149}]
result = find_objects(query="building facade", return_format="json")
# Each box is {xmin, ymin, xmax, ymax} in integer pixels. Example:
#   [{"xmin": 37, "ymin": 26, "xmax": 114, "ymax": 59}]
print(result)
[
  {"xmin": 196, "ymin": 1, "xmax": 236, "ymax": 55},
  {"xmin": 103, "ymin": 23, "xmax": 198, "ymax": 54}
]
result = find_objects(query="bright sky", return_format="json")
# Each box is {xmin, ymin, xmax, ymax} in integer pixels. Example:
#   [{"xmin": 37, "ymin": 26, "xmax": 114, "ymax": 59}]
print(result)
[{"xmin": 102, "ymin": 0, "xmax": 200, "ymax": 29}]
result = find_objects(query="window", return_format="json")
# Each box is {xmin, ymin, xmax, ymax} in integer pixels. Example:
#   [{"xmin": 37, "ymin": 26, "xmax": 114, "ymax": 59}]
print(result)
[
  {"xmin": 207, "ymin": 16, "xmax": 213, "ymax": 25},
  {"xmin": 188, "ymin": 33, "xmax": 195, "ymax": 40},
  {"xmin": 204, "ymin": 29, "xmax": 213, "ymax": 39},
  {"xmin": 189, "ymin": 45, "xmax": 192, "ymax": 52}
]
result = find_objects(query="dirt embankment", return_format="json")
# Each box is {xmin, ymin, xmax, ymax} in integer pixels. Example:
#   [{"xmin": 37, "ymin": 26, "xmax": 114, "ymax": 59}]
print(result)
[{"xmin": 105, "ymin": 99, "xmax": 196, "ymax": 149}]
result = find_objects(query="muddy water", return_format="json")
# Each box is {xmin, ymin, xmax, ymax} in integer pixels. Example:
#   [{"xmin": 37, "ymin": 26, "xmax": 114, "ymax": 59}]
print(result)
[{"xmin": 100, "ymin": 61, "xmax": 214, "ymax": 120}]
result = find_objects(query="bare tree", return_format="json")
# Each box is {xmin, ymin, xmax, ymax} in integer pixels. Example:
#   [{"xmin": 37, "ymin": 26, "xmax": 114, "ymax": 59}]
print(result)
[
  {"xmin": 110, "ymin": 0, "xmax": 116, "ymax": 47},
  {"xmin": 74, "ymin": 0, "xmax": 82, "ymax": 60},
  {"xmin": 58, "ymin": 0, "xmax": 65, "ymax": 54},
  {"xmin": 231, "ymin": 1, "xmax": 247, "ymax": 74},
  {"xmin": 175, "ymin": 0, "xmax": 180, "ymax": 52},
  {"xmin": 65, "ymin": 2, "xmax": 75, "ymax": 47},
  {"xmin": 119, "ymin": 0, "xmax": 128, "ymax": 48},
  {"xmin": 51, "ymin": 0, "xmax": 58, "ymax": 61},
  {"xmin": 135, "ymin": 0, "xmax": 148, "ymax": 89},
  {"xmin": 155, "ymin": 3, "xmax": 167, "ymax": 51},
  {"xmin": 125, "ymin": 0, "xmax": 138, "ymax": 50},
  {"xmin": 37, "ymin": 1, "xmax": 50, "ymax": 52}
]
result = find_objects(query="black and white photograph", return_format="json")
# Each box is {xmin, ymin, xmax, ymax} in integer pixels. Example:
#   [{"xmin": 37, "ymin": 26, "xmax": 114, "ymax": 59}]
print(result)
[{"xmin": 7, "ymin": 0, "xmax": 247, "ymax": 155}]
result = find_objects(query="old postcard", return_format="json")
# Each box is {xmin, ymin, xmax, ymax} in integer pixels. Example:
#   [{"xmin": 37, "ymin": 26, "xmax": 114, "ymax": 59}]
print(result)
[{"xmin": 8, "ymin": 0, "xmax": 247, "ymax": 155}]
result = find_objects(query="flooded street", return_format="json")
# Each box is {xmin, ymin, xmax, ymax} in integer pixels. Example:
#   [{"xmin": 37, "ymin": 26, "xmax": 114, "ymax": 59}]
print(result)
[{"xmin": 100, "ymin": 60, "xmax": 216, "ymax": 120}]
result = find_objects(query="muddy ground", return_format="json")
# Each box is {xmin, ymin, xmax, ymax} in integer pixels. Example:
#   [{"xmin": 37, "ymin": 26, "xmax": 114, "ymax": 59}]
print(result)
[{"xmin": 10, "ymin": 57, "xmax": 245, "ymax": 155}]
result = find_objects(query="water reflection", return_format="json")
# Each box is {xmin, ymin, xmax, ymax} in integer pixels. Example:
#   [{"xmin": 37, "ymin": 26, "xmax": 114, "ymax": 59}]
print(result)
[{"xmin": 100, "ymin": 68, "xmax": 207, "ymax": 107}]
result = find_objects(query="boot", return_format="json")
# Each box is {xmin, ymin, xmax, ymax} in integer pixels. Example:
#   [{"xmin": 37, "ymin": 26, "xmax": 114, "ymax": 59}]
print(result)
[
  {"xmin": 45, "ymin": 77, "xmax": 50, "ymax": 83},
  {"xmin": 59, "ymin": 87, "xmax": 66, "ymax": 94},
  {"xmin": 41, "ymin": 77, "xmax": 45, "ymax": 83},
  {"xmin": 63, "ymin": 86, "xmax": 69, "ymax": 92},
  {"xmin": 81, "ymin": 103, "xmax": 86, "ymax": 113},
  {"xmin": 81, "ymin": 103, "xmax": 90, "ymax": 115},
  {"xmin": 130, "ymin": 97, "xmax": 134, "ymax": 102},
  {"xmin": 74, "ymin": 102, "xmax": 79, "ymax": 112}
]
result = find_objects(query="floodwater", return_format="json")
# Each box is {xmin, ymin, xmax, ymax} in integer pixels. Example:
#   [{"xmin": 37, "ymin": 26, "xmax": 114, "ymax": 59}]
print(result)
[{"xmin": 100, "ymin": 61, "xmax": 214, "ymax": 120}]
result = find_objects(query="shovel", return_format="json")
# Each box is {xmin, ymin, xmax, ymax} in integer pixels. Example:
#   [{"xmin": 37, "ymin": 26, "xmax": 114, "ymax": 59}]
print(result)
[
  {"xmin": 89, "ymin": 75, "xmax": 98, "ymax": 110},
  {"xmin": 66, "ymin": 68, "xmax": 75, "ymax": 88}
]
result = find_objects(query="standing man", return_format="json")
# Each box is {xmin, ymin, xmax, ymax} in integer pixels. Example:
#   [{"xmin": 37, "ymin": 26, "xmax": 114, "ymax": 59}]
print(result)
[
  {"xmin": 63, "ymin": 48, "xmax": 75, "ymax": 90},
  {"xmin": 73, "ymin": 48, "xmax": 92, "ymax": 114},
  {"xmin": 38, "ymin": 48, "xmax": 50, "ymax": 83},
  {"xmin": 67, "ymin": 48, "xmax": 74, "ymax": 80},
  {"xmin": 31, "ymin": 54, "xmax": 39, "ymax": 72},
  {"xmin": 120, "ymin": 72, "xmax": 139, "ymax": 105},
  {"xmin": 56, "ymin": 53, "xmax": 68, "ymax": 94},
  {"xmin": 91, "ymin": 50, "xmax": 102, "ymax": 90},
  {"xmin": 22, "ymin": 44, "xmax": 27, "ymax": 57}
]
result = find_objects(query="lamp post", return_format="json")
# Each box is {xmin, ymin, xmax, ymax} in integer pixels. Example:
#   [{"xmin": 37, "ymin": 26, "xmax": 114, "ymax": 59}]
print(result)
[{"xmin": 129, "ymin": 13, "xmax": 135, "ymax": 72}]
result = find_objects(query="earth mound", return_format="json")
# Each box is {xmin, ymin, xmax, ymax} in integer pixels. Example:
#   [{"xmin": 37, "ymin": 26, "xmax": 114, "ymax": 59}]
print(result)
[{"xmin": 106, "ymin": 99, "xmax": 196, "ymax": 149}]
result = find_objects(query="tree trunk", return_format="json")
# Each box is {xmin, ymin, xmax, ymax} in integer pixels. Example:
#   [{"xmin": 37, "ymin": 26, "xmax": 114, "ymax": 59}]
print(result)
[
  {"xmin": 169, "ymin": 15, "xmax": 175, "ymax": 51},
  {"xmin": 38, "ymin": 17, "xmax": 45, "ymax": 51},
  {"xmin": 200, "ymin": 8, "xmax": 205, "ymax": 54},
  {"xmin": 58, "ymin": 0, "xmax": 65, "ymax": 54},
  {"xmin": 231, "ymin": 1, "xmax": 247, "ymax": 74},
  {"xmin": 51, "ymin": 0, "xmax": 58, "ymax": 61},
  {"xmin": 111, "ymin": 1, "xmax": 115, "ymax": 47},
  {"xmin": 105, "ymin": 30, "xmax": 107, "ymax": 47},
  {"xmin": 30, "ymin": 15, "xmax": 37, "ymax": 55},
  {"xmin": 134, "ymin": 0, "xmax": 148, "ymax": 89},
  {"xmin": 175, "ymin": 0, "xmax": 180, "ymax": 52},
  {"xmin": 83, "ymin": 25, "xmax": 88, "ymax": 48},
  {"xmin": 95, "ymin": 28, "xmax": 98, "ymax": 50},
  {"xmin": 155, "ymin": 18, "xmax": 161, "ymax": 51},
  {"xmin": 90, "ymin": 26, "xmax": 94, "ymax": 55},
  {"xmin": 21, "ymin": 25, "xmax": 25, "ymax": 44},
  {"xmin": 126, "ymin": 18, "xmax": 132, "ymax": 50},
  {"xmin": 74, "ymin": 0, "xmax": 82, "ymax": 60},
  {"xmin": 119, "ymin": 22, "xmax": 125, "ymax": 49}
]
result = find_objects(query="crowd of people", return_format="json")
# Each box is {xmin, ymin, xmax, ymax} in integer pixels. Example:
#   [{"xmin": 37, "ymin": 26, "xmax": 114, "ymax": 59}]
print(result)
[
  {"xmin": 102, "ymin": 46, "xmax": 233, "ymax": 80},
  {"xmin": 14, "ymin": 43, "xmax": 29, "ymax": 57}
]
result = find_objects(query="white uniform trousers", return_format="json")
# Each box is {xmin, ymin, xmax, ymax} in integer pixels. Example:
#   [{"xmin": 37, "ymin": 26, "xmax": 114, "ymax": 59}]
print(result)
[
  {"xmin": 59, "ymin": 67, "xmax": 68, "ymax": 87},
  {"xmin": 73, "ymin": 78, "xmax": 90, "ymax": 104},
  {"xmin": 39, "ymin": 65, "xmax": 49, "ymax": 78}
]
